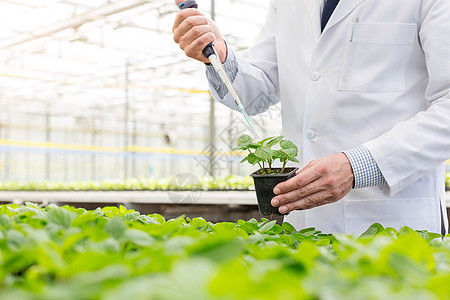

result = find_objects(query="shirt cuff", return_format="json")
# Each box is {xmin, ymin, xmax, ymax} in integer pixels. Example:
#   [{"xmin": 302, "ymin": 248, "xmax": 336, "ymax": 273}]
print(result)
[
  {"xmin": 343, "ymin": 145, "xmax": 387, "ymax": 189},
  {"xmin": 205, "ymin": 45, "xmax": 238, "ymax": 99}
]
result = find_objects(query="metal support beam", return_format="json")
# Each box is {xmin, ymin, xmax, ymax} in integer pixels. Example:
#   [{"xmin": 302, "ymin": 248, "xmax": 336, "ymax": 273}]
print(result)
[
  {"xmin": 45, "ymin": 108, "xmax": 50, "ymax": 180},
  {"xmin": 208, "ymin": 0, "xmax": 216, "ymax": 177},
  {"xmin": 0, "ymin": 0, "xmax": 152, "ymax": 49},
  {"xmin": 209, "ymin": 96, "xmax": 216, "ymax": 177},
  {"xmin": 124, "ymin": 60, "xmax": 130, "ymax": 180},
  {"xmin": 91, "ymin": 118, "xmax": 97, "ymax": 181},
  {"xmin": 132, "ymin": 120, "xmax": 137, "ymax": 178},
  {"xmin": 0, "ymin": 110, "xmax": 7, "ymax": 180}
]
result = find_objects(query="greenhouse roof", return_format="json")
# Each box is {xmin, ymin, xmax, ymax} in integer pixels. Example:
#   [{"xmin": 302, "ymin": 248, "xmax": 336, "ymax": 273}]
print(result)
[{"xmin": 0, "ymin": 0, "xmax": 277, "ymax": 130}]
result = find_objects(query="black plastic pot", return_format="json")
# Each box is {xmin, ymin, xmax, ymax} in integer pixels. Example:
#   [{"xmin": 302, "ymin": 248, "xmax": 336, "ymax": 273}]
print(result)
[{"xmin": 250, "ymin": 167, "xmax": 299, "ymax": 216}]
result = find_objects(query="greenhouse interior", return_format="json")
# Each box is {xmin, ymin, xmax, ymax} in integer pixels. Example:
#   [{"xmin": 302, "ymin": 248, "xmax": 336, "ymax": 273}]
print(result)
[{"xmin": 0, "ymin": 0, "xmax": 449, "ymax": 299}]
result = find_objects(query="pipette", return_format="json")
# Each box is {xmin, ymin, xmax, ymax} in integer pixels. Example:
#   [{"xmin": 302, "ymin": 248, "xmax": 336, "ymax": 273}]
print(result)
[{"xmin": 176, "ymin": 0, "xmax": 258, "ymax": 138}]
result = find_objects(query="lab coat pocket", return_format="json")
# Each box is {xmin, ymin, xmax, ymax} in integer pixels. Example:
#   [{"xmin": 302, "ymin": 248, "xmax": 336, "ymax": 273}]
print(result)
[{"xmin": 338, "ymin": 22, "xmax": 417, "ymax": 93}]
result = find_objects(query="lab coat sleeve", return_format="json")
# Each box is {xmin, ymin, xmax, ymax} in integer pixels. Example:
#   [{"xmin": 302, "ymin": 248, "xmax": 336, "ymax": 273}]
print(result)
[
  {"xmin": 363, "ymin": 0, "xmax": 450, "ymax": 196},
  {"xmin": 206, "ymin": 48, "xmax": 239, "ymax": 99},
  {"xmin": 208, "ymin": 0, "xmax": 280, "ymax": 116}
]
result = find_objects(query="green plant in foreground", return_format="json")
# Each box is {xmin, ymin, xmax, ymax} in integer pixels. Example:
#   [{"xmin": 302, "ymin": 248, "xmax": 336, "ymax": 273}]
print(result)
[
  {"xmin": 233, "ymin": 134, "xmax": 299, "ymax": 175},
  {"xmin": 0, "ymin": 203, "xmax": 449, "ymax": 300}
]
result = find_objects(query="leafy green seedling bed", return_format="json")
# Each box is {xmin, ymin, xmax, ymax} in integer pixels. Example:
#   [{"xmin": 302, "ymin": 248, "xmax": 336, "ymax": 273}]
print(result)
[
  {"xmin": 0, "ymin": 203, "xmax": 449, "ymax": 300},
  {"xmin": 1, "ymin": 173, "xmax": 448, "ymax": 191},
  {"xmin": 0, "ymin": 176, "xmax": 254, "ymax": 192}
]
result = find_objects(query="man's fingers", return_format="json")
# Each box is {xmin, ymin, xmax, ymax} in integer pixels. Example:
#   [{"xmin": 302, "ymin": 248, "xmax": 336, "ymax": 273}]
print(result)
[
  {"xmin": 277, "ymin": 191, "xmax": 333, "ymax": 214},
  {"xmin": 177, "ymin": 24, "xmax": 214, "ymax": 50},
  {"xmin": 172, "ymin": 9, "xmax": 215, "ymax": 63},
  {"xmin": 173, "ymin": 15, "xmax": 209, "ymax": 43},
  {"xmin": 172, "ymin": 8, "xmax": 203, "ymax": 33},
  {"xmin": 173, "ymin": 7, "xmax": 225, "ymax": 63},
  {"xmin": 184, "ymin": 31, "xmax": 215, "ymax": 59},
  {"xmin": 274, "ymin": 165, "xmax": 321, "ymax": 195},
  {"xmin": 271, "ymin": 178, "xmax": 325, "ymax": 207}
]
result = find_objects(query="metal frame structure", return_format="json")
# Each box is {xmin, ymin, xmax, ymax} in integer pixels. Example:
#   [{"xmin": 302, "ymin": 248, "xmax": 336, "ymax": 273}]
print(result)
[{"xmin": 0, "ymin": 0, "xmax": 281, "ymax": 181}]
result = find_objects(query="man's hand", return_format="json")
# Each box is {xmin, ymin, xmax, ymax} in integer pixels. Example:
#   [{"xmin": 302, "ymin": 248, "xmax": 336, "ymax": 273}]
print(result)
[
  {"xmin": 172, "ymin": 8, "xmax": 226, "ymax": 63},
  {"xmin": 271, "ymin": 153, "xmax": 354, "ymax": 214}
]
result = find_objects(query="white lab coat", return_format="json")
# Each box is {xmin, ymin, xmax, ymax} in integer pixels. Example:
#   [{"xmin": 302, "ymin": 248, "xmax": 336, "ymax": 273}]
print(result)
[{"xmin": 210, "ymin": 0, "xmax": 450, "ymax": 235}]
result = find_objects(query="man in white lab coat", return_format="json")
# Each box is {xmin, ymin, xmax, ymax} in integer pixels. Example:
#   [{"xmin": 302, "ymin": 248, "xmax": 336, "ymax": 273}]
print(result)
[{"xmin": 173, "ymin": 0, "xmax": 450, "ymax": 235}]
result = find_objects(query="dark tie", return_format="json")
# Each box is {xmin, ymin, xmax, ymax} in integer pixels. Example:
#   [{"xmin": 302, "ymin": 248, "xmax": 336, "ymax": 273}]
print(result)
[{"xmin": 321, "ymin": 0, "xmax": 340, "ymax": 32}]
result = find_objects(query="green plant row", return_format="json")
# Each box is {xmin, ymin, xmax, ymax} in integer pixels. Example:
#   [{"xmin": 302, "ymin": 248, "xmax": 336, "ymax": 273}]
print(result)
[
  {"xmin": 0, "ymin": 176, "xmax": 254, "ymax": 192},
  {"xmin": 1, "ymin": 173, "xmax": 449, "ymax": 191},
  {"xmin": 0, "ymin": 203, "xmax": 449, "ymax": 300},
  {"xmin": 446, "ymin": 173, "xmax": 450, "ymax": 189}
]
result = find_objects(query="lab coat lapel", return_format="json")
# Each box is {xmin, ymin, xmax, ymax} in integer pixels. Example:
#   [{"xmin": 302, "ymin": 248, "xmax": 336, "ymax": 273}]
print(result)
[
  {"xmin": 322, "ymin": 0, "xmax": 366, "ymax": 34},
  {"xmin": 302, "ymin": 0, "xmax": 322, "ymax": 42}
]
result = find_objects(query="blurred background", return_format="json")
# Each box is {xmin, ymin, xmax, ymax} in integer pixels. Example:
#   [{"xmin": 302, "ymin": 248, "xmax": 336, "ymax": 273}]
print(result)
[{"xmin": 0, "ymin": 0, "xmax": 280, "ymax": 182}]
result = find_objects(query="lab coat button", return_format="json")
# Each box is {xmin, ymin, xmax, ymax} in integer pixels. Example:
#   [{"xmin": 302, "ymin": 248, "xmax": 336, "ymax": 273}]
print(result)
[
  {"xmin": 306, "ymin": 129, "xmax": 316, "ymax": 139},
  {"xmin": 311, "ymin": 71, "xmax": 321, "ymax": 81}
]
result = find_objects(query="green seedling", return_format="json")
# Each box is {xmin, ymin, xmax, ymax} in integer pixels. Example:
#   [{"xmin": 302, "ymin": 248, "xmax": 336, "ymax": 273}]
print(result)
[
  {"xmin": 0, "ymin": 203, "xmax": 446, "ymax": 299},
  {"xmin": 233, "ymin": 134, "xmax": 299, "ymax": 174}
]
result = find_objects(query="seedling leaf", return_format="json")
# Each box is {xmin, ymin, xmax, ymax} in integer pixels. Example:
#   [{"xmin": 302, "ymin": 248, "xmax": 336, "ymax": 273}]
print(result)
[
  {"xmin": 247, "ymin": 153, "xmax": 261, "ymax": 165},
  {"xmin": 280, "ymin": 140, "xmax": 296, "ymax": 150},
  {"xmin": 267, "ymin": 136, "xmax": 284, "ymax": 147},
  {"xmin": 281, "ymin": 148, "xmax": 298, "ymax": 159},
  {"xmin": 257, "ymin": 136, "xmax": 275, "ymax": 145},
  {"xmin": 105, "ymin": 217, "xmax": 127, "ymax": 240},
  {"xmin": 259, "ymin": 220, "xmax": 276, "ymax": 232},
  {"xmin": 282, "ymin": 222, "xmax": 297, "ymax": 234},
  {"xmin": 254, "ymin": 146, "xmax": 274, "ymax": 161},
  {"xmin": 237, "ymin": 134, "xmax": 253, "ymax": 147}
]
